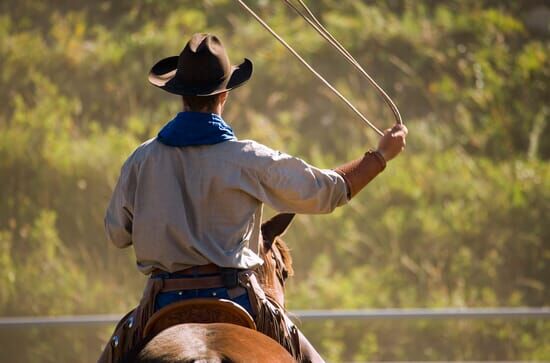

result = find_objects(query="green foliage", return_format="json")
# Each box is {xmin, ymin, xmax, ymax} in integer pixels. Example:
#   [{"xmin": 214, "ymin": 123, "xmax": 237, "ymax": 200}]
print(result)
[{"xmin": 0, "ymin": 0, "xmax": 548, "ymax": 361}]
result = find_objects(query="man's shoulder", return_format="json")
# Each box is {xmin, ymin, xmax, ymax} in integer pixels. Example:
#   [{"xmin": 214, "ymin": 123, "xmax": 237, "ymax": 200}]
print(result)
[
  {"xmin": 133, "ymin": 137, "xmax": 157, "ymax": 153},
  {"xmin": 229, "ymin": 139, "xmax": 276, "ymax": 155},
  {"xmin": 124, "ymin": 138, "xmax": 287, "ymax": 169},
  {"xmin": 122, "ymin": 137, "xmax": 159, "ymax": 166},
  {"xmin": 218, "ymin": 139, "xmax": 285, "ymax": 163}
]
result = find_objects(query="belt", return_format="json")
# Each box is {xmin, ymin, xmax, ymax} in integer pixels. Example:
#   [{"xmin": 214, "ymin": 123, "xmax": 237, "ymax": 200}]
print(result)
[
  {"xmin": 151, "ymin": 263, "xmax": 222, "ymax": 277},
  {"xmin": 151, "ymin": 264, "xmax": 244, "ymax": 290}
]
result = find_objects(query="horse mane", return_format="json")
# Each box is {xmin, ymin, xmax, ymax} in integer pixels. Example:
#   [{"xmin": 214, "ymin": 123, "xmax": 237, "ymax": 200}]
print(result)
[
  {"xmin": 255, "ymin": 237, "xmax": 294, "ymax": 303},
  {"xmin": 273, "ymin": 238, "xmax": 294, "ymax": 277}
]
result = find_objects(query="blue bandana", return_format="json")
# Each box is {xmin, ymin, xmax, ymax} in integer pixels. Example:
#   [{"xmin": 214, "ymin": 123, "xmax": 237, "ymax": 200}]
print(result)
[{"xmin": 157, "ymin": 112, "xmax": 237, "ymax": 147}]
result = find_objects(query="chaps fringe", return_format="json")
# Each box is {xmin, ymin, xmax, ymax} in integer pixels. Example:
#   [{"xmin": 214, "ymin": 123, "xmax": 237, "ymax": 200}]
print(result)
[
  {"xmin": 242, "ymin": 272, "xmax": 303, "ymax": 362},
  {"xmin": 98, "ymin": 278, "xmax": 164, "ymax": 363},
  {"xmin": 256, "ymin": 297, "xmax": 302, "ymax": 361}
]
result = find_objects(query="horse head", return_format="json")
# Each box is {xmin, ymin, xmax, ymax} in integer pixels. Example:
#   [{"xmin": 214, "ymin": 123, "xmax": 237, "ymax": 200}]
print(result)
[{"xmin": 257, "ymin": 213, "xmax": 295, "ymax": 308}]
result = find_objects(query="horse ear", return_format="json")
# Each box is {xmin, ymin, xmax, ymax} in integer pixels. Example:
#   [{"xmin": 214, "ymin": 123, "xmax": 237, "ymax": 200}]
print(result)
[{"xmin": 261, "ymin": 213, "xmax": 296, "ymax": 245}]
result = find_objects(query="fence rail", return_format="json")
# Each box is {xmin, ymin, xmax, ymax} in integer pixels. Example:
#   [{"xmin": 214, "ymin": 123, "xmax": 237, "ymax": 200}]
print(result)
[{"xmin": 1, "ymin": 307, "xmax": 548, "ymax": 327}]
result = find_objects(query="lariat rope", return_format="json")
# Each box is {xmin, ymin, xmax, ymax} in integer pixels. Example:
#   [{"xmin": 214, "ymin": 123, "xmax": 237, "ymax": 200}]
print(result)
[
  {"xmin": 236, "ymin": 0, "xmax": 386, "ymax": 136},
  {"xmin": 283, "ymin": 0, "xmax": 403, "ymax": 126}
]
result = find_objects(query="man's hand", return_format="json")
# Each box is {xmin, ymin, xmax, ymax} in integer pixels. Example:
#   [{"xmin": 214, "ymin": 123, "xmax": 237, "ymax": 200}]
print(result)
[{"xmin": 376, "ymin": 124, "xmax": 408, "ymax": 162}]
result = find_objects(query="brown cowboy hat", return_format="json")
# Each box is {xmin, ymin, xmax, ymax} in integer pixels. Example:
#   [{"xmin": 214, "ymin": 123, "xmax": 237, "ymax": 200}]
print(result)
[{"xmin": 148, "ymin": 33, "xmax": 253, "ymax": 96}]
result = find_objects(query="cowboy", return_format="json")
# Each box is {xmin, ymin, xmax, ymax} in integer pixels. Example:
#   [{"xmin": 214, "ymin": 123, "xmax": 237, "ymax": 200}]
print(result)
[{"xmin": 99, "ymin": 33, "xmax": 407, "ymax": 362}]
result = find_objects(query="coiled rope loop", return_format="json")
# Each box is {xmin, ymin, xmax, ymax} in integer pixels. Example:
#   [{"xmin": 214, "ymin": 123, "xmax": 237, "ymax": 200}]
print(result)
[{"xmin": 236, "ymin": 0, "xmax": 404, "ymax": 136}]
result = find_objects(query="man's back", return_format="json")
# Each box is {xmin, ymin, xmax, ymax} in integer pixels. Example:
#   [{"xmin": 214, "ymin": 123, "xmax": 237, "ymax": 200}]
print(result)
[{"xmin": 105, "ymin": 136, "xmax": 348, "ymax": 274}]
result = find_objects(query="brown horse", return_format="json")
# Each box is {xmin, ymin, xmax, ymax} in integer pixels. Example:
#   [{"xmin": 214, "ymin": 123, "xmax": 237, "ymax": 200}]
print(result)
[{"xmin": 132, "ymin": 213, "xmax": 297, "ymax": 363}]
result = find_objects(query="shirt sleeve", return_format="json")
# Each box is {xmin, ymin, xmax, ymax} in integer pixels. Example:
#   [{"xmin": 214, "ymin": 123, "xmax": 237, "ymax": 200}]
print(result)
[
  {"xmin": 245, "ymin": 143, "xmax": 349, "ymax": 214},
  {"xmin": 104, "ymin": 157, "xmax": 136, "ymax": 248}
]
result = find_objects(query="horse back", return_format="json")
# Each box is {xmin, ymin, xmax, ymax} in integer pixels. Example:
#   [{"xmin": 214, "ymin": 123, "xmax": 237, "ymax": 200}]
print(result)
[{"xmin": 136, "ymin": 323, "xmax": 295, "ymax": 363}]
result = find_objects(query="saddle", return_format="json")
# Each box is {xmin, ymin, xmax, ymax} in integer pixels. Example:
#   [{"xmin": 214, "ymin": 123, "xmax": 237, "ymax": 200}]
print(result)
[
  {"xmin": 99, "ymin": 268, "xmax": 302, "ymax": 363},
  {"xmin": 143, "ymin": 298, "xmax": 256, "ymax": 338}
]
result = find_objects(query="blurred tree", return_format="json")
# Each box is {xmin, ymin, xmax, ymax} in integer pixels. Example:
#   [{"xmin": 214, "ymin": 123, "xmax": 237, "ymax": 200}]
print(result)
[{"xmin": 0, "ymin": 0, "xmax": 548, "ymax": 361}]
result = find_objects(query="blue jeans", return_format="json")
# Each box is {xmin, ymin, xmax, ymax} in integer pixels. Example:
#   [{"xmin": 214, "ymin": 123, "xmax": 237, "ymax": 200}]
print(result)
[{"xmin": 152, "ymin": 275, "xmax": 254, "ymax": 317}]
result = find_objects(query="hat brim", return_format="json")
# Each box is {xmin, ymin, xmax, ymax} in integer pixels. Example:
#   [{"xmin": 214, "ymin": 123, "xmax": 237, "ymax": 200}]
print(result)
[{"xmin": 148, "ymin": 57, "xmax": 253, "ymax": 96}]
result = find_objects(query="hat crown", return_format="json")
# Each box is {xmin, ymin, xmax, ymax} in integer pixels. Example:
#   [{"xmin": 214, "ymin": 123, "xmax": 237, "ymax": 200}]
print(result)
[
  {"xmin": 148, "ymin": 33, "xmax": 253, "ymax": 96},
  {"xmin": 176, "ymin": 34, "xmax": 231, "ymax": 86}
]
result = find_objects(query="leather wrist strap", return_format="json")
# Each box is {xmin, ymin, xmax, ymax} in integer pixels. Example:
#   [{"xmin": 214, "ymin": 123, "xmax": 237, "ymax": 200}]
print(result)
[
  {"xmin": 371, "ymin": 149, "xmax": 387, "ymax": 169},
  {"xmin": 334, "ymin": 150, "xmax": 386, "ymax": 199}
]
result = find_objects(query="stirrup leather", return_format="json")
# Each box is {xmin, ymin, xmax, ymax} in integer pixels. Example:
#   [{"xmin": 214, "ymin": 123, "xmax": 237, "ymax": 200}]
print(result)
[{"xmin": 143, "ymin": 298, "xmax": 256, "ymax": 338}]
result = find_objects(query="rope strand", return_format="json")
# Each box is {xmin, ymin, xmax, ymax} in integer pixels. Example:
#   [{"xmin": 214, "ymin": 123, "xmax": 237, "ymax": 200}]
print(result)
[
  {"xmin": 286, "ymin": 0, "xmax": 403, "ymax": 125},
  {"xmin": 235, "ymin": 0, "xmax": 384, "ymax": 136}
]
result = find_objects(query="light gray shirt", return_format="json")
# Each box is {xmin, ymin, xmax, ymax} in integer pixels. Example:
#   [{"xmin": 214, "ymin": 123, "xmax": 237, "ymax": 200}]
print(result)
[{"xmin": 105, "ymin": 138, "xmax": 348, "ymax": 274}]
